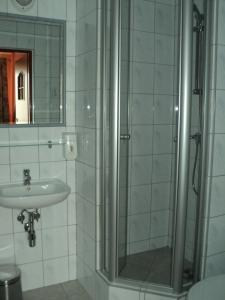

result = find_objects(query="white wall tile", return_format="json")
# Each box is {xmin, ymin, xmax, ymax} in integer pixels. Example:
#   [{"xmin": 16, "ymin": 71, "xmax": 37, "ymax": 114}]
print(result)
[
  {"xmin": 133, "ymin": 0, "xmax": 155, "ymax": 32},
  {"xmin": 66, "ymin": 92, "xmax": 76, "ymax": 126},
  {"xmin": 0, "ymin": 0, "xmax": 7, "ymax": 12},
  {"xmin": 0, "ymin": 165, "xmax": 10, "ymax": 184},
  {"xmin": 0, "ymin": 208, "xmax": 13, "ymax": 235},
  {"xmin": 43, "ymin": 256, "xmax": 69, "ymax": 286},
  {"xmin": 10, "ymin": 146, "xmax": 38, "ymax": 164},
  {"xmin": 38, "ymin": 0, "xmax": 67, "ymax": 19},
  {"xmin": 76, "ymin": 12, "xmax": 97, "ymax": 55},
  {"xmin": 0, "ymin": 234, "xmax": 15, "ymax": 264},
  {"xmin": 216, "ymin": 45, "xmax": 225, "ymax": 89},
  {"xmin": 132, "ymin": 125, "xmax": 153, "ymax": 155},
  {"xmin": 155, "ymin": 34, "xmax": 174, "ymax": 65},
  {"xmin": 67, "ymin": 161, "xmax": 76, "ymax": 193},
  {"xmin": 155, "ymin": 3, "xmax": 175, "ymax": 35},
  {"xmin": 133, "ymin": 31, "xmax": 154, "ymax": 63},
  {"xmin": 129, "ymin": 213, "xmax": 150, "ymax": 242},
  {"xmin": 152, "ymin": 155, "xmax": 172, "ymax": 183},
  {"xmin": 38, "ymin": 127, "xmax": 65, "ymax": 143},
  {"xmin": 41, "ymin": 200, "xmax": 68, "ymax": 228},
  {"xmin": 75, "ymin": 91, "xmax": 96, "ymax": 128},
  {"xmin": 68, "ymin": 255, "xmax": 77, "ymax": 280},
  {"xmin": 210, "ymin": 176, "xmax": 225, "ymax": 217},
  {"xmin": 205, "ymin": 252, "xmax": 225, "ymax": 277},
  {"xmin": 131, "ymin": 156, "xmax": 152, "ymax": 185},
  {"xmin": 153, "ymin": 125, "xmax": 173, "ymax": 154},
  {"xmin": 66, "ymin": 22, "xmax": 76, "ymax": 56},
  {"xmin": 39, "ymin": 145, "xmax": 64, "ymax": 162},
  {"xmin": 76, "ymin": 0, "xmax": 96, "ymax": 20},
  {"xmin": 130, "ymin": 185, "xmax": 151, "ymax": 215},
  {"xmin": 68, "ymin": 193, "xmax": 76, "ymax": 225},
  {"xmin": 154, "ymin": 95, "xmax": 174, "ymax": 125},
  {"xmin": 20, "ymin": 262, "xmax": 44, "ymax": 291},
  {"xmin": 68, "ymin": 225, "xmax": 76, "ymax": 255},
  {"xmin": 132, "ymin": 63, "xmax": 154, "ymax": 94},
  {"xmin": 154, "ymin": 65, "xmax": 174, "ymax": 95},
  {"xmin": 212, "ymin": 134, "xmax": 225, "ymax": 176},
  {"xmin": 14, "ymin": 231, "xmax": 42, "ymax": 264},
  {"xmin": 215, "ymin": 90, "xmax": 225, "ymax": 133},
  {"xmin": 66, "ymin": 57, "xmax": 76, "ymax": 91},
  {"xmin": 218, "ymin": 0, "xmax": 225, "ymax": 45},
  {"xmin": 0, "ymin": 147, "xmax": 9, "ymax": 164},
  {"xmin": 75, "ymin": 51, "xmax": 97, "ymax": 91},
  {"xmin": 67, "ymin": 0, "xmax": 76, "ymax": 21},
  {"xmin": 151, "ymin": 183, "xmax": 170, "ymax": 211},
  {"xmin": 9, "ymin": 128, "xmax": 38, "ymax": 144},
  {"xmin": 207, "ymin": 215, "xmax": 225, "ymax": 255},
  {"xmin": 150, "ymin": 211, "xmax": 169, "ymax": 238},
  {"xmin": 131, "ymin": 94, "xmax": 154, "ymax": 125},
  {"xmin": 76, "ymin": 162, "xmax": 95, "ymax": 203},
  {"xmin": 40, "ymin": 161, "xmax": 67, "ymax": 181},
  {"xmin": 42, "ymin": 227, "xmax": 68, "ymax": 259}
]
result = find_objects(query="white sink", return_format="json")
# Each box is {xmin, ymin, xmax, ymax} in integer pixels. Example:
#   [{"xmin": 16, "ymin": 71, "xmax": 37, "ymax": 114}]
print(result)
[{"xmin": 0, "ymin": 179, "xmax": 71, "ymax": 209}]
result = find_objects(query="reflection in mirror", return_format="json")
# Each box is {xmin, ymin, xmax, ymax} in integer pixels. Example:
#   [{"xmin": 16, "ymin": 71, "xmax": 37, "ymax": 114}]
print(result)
[
  {"xmin": 0, "ymin": 50, "xmax": 32, "ymax": 124},
  {"xmin": 0, "ymin": 15, "xmax": 65, "ymax": 126}
]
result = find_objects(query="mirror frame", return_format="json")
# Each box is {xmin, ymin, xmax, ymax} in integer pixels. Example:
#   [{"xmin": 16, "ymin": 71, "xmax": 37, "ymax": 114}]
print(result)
[{"xmin": 0, "ymin": 13, "xmax": 66, "ymax": 128}]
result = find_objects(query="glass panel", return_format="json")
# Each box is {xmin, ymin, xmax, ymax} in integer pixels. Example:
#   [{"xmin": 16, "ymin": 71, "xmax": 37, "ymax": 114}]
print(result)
[
  {"xmin": 117, "ymin": 0, "xmax": 180, "ymax": 287},
  {"xmin": 183, "ymin": 0, "xmax": 204, "ymax": 286},
  {"xmin": 118, "ymin": 0, "xmax": 130, "ymax": 273}
]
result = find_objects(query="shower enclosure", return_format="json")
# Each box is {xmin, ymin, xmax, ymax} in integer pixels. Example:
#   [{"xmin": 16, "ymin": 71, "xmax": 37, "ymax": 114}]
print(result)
[{"xmin": 100, "ymin": 0, "xmax": 208, "ymax": 295}]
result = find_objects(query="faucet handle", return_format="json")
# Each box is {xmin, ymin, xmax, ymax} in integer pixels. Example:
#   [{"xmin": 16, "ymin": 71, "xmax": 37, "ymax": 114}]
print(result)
[
  {"xmin": 23, "ymin": 169, "xmax": 30, "ymax": 176},
  {"xmin": 17, "ymin": 213, "xmax": 25, "ymax": 224}
]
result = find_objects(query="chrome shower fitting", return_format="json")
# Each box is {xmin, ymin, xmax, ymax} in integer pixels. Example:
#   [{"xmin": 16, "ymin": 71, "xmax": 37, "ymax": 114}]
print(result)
[
  {"xmin": 23, "ymin": 169, "xmax": 31, "ymax": 186},
  {"xmin": 17, "ymin": 209, "xmax": 40, "ymax": 247}
]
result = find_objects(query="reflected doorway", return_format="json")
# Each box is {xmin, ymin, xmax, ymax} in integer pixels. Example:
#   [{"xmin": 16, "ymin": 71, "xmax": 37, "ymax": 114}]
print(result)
[{"xmin": 0, "ymin": 50, "xmax": 32, "ymax": 124}]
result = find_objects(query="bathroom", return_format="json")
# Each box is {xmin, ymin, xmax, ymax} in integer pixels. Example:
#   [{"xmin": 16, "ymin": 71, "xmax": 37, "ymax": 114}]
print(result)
[{"xmin": 0, "ymin": 0, "xmax": 224, "ymax": 299}]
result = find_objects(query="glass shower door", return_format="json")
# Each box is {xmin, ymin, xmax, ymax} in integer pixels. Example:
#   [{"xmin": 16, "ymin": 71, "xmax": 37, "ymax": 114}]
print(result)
[
  {"xmin": 116, "ymin": 0, "xmax": 180, "ymax": 286},
  {"xmin": 102, "ymin": 0, "xmax": 205, "ymax": 294}
]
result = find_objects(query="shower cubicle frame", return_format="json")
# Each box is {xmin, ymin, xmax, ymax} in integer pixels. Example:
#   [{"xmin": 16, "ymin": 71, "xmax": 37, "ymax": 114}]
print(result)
[{"xmin": 101, "ymin": 0, "xmax": 209, "ymax": 295}]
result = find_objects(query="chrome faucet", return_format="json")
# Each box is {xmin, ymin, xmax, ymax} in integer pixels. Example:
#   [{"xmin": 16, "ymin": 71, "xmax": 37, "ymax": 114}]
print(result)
[{"xmin": 23, "ymin": 169, "xmax": 31, "ymax": 186}]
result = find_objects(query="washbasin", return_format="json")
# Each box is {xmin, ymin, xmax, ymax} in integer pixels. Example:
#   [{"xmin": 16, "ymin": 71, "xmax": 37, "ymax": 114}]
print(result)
[{"xmin": 0, "ymin": 179, "xmax": 71, "ymax": 209}]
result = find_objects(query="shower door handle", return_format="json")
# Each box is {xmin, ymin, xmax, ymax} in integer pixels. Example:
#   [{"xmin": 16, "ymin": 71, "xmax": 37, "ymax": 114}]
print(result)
[{"xmin": 120, "ymin": 134, "xmax": 130, "ymax": 140}]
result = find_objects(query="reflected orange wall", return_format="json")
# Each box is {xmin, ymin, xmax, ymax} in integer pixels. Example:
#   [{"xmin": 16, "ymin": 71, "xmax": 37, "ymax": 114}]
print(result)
[
  {"xmin": 0, "ymin": 52, "xmax": 15, "ymax": 123},
  {"xmin": 6, "ymin": 54, "xmax": 15, "ymax": 123}
]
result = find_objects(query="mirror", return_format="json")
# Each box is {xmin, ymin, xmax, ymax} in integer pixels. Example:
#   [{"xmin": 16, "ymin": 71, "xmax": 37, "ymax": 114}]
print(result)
[{"xmin": 0, "ymin": 15, "xmax": 65, "ymax": 126}]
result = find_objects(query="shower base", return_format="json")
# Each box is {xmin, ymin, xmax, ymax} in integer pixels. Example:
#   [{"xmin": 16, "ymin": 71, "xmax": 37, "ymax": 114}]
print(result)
[{"xmin": 119, "ymin": 246, "xmax": 192, "ymax": 285}]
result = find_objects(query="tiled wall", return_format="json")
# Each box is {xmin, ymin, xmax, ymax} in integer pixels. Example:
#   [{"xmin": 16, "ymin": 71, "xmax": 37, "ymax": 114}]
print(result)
[
  {"xmin": 0, "ymin": 0, "xmax": 76, "ymax": 291},
  {"xmin": 127, "ymin": 0, "xmax": 177, "ymax": 254},
  {"xmin": 202, "ymin": 0, "xmax": 225, "ymax": 278},
  {"xmin": 75, "ymin": 0, "xmax": 99, "ymax": 299}
]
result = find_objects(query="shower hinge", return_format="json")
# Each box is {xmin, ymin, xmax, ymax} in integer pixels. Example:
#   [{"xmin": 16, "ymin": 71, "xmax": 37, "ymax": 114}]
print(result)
[
  {"xmin": 120, "ymin": 134, "xmax": 130, "ymax": 140},
  {"xmin": 193, "ymin": 88, "xmax": 203, "ymax": 95},
  {"xmin": 193, "ymin": 24, "xmax": 204, "ymax": 33}
]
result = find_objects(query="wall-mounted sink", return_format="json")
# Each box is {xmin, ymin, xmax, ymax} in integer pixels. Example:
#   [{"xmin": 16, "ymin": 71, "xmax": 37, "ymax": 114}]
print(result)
[{"xmin": 0, "ymin": 179, "xmax": 71, "ymax": 209}]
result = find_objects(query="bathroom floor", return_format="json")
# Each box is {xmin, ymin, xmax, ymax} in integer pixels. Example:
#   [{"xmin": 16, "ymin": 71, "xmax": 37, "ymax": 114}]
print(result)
[
  {"xmin": 23, "ymin": 280, "xmax": 92, "ymax": 300},
  {"xmin": 119, "ymin": 246, "xmax": 192, "ymax": 285}
]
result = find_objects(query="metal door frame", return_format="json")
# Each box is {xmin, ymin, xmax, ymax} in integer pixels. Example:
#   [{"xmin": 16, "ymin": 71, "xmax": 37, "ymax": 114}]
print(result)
[
  {"xmin": 172, "ymin": 0, "xmax": 193, "ymax": 293},
  {"xmin": 108, "ymin": 0, "xmax": 195, "ymax": 293}
]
